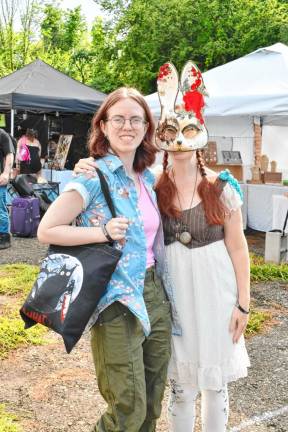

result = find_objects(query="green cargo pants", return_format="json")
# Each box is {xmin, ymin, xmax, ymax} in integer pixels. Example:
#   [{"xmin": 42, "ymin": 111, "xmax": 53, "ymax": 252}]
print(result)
[{"xmin": 90, "ymin": 267, "xmax": 172, "ymax": 432}]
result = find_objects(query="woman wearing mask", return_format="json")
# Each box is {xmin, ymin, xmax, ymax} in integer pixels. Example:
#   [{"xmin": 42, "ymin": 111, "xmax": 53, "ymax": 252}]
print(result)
[
  {"xmin": 75, "ymin": 61, "xmax": 250, "ymax": 432},
  {"xmin": 38, "ymin": 87, "xmax": 173, "ymax": 432}
]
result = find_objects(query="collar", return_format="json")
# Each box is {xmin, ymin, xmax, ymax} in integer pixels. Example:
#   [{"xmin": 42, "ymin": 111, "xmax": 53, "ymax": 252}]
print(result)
[
  {"xmin": 97, "ymin": 153, "xmax": 155, "ymax": 186},
  {"xmin": 99, "ymin": 154, "xmax": 123, "ymax": 173}
]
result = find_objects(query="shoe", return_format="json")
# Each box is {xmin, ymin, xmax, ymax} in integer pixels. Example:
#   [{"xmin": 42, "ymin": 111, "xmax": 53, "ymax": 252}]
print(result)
[{"xmin": 0, "ymin": 233, "xmax": 11, "ymax": 249}]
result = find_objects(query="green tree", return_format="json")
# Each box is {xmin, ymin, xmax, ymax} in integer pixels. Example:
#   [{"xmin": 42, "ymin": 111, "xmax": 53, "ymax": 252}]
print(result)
[
  {"xmin": 0, "ymin": 0, "xmax": 42, "ymax": 73},
  {"xmin": 62, "ymin": 6, "xmax": 87, "ymax": 51},
  {"xmin": 93, "ymin": 0, "xmax": 288, "ymax": 93},
  {"xmin": 40, "ymin": 4, "xmax": 91, "ymax": 83},
  {"xmin": 40, "ymin": 3, "xmax": 63, "ymax": 50}
]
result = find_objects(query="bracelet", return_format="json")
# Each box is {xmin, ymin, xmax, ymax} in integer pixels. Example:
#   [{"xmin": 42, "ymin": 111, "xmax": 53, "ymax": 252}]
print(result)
[
  {"xmin": 101, "ymin": 223, "xmax": 114, "ymax": 243},
  {"xmin": 236, "ymin": 303, "xmax": 250, "ymax": 315}
]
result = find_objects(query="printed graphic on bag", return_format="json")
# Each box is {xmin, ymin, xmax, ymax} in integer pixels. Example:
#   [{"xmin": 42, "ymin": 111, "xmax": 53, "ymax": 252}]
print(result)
[{"xmin": 28, "ymin": 254, "xmax": 84, "ymax": 321}]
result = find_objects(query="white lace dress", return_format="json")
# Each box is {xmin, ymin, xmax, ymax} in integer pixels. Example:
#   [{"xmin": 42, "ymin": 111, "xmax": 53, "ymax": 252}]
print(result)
[{"xmin": 164, "ymin": 182, "xmax": 250, "ymax": 390}]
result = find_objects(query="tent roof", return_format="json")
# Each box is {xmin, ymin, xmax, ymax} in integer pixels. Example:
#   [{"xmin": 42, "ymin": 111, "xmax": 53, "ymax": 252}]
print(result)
[
  {"xmin": 0, "ymin": 59, "xmax": 106, "ymax": 113},
  {"xmin": 145, "ymin": 43, "xmax": 288, "ymax": 118}
]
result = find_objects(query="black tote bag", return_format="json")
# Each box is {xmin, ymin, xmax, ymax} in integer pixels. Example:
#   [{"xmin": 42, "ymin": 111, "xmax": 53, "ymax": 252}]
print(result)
[{"xmin": 20, "ymin": 168, "xmax": 122, "ymax": 353}]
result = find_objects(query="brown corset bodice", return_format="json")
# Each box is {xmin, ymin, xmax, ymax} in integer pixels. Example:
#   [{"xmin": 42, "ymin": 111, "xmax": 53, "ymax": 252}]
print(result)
[{"xmin": 163, "ymin": 202, "xmax": 224, "ymax": 249}]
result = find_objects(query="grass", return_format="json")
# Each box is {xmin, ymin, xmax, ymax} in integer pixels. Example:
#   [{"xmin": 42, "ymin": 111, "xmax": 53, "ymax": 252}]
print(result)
[
  {"xmin": 0, "ymin": 264, "xmax": 48, "ymax": 359},
  {"xmin": 0, "ymin": 405, "xmax": 22, "ymax": 432},
  {"xmin": 245, "ymin": 308, "xmax": 272, "ymax": 337},
  {"xmin": 0, "ymin": 310, "xmax": 48, "ymax": 359},
  {"xmin": 250, "ymin": 254, "xmax": 288, "ymax": 282},
  {"xmin": 0, "ymin": 264, "xmax": 39, "ymax": 297}
]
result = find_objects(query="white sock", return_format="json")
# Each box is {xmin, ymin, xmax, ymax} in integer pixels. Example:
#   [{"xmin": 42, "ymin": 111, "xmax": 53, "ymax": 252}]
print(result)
[
  {"xmin": 201, "ymin": 386, "xmax": 229, "ymax": 432},
  {"xmin": 168, "ymin": 380, "xmax": 199, "ymax": 431}
]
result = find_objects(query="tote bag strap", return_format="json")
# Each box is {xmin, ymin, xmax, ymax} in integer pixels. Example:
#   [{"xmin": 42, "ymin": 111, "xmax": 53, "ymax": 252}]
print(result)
[{"xmin": 95, "ymin": 168, "xmax": 117, "ymax": 218}]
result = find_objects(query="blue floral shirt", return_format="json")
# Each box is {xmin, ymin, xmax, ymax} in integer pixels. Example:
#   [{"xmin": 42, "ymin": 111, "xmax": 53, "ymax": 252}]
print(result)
[{"xmin": 63, "ymin": 154, "xmax": 181, "ymax": 336}]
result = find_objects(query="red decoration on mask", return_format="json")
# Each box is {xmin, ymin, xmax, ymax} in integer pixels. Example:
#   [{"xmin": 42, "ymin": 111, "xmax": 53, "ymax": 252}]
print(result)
[
  {"xmin": 158, "ymin": 63, "xmax": 171, "ymax": 80},
  {"xmin": 183, "ymin": 91, "xmax": 205, "ymax": 124}
]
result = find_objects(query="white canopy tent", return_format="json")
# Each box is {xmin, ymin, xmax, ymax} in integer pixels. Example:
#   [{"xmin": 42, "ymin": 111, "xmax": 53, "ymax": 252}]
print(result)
[{"xmin": 146, "ymin": 43, "xmax": 288, "ymax": 176}]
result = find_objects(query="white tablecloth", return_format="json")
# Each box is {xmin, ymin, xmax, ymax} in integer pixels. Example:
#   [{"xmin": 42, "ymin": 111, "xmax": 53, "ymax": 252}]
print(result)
[
  {"xmin": 246, "ymin": 184, "xmax": 288, "ymax": 232},
  {"xmin": 42, "ymin": 169, "xmax": 74, "ymax": 193},
  {"xmin": 272, "ymin": 195, "xmax": 288, "ymax": 233}
]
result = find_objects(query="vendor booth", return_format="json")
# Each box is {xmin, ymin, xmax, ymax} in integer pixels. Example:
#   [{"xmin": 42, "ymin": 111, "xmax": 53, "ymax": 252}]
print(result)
[
  {"xmin": 0, "ymin": 59, "xmax": 106, "ymax": 186},
  {"xmin": 146, "ymin": 43, "xmax": 288, "ymax": 231}
]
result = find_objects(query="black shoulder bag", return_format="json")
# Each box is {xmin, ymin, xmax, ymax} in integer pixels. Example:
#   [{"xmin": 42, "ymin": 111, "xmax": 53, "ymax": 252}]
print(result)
[{"xmin": 20, "ymin": 168, "xmax": 122, "ymax": 353}]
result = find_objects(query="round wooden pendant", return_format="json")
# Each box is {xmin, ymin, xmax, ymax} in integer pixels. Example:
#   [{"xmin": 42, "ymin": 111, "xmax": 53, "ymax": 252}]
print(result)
[{"xmin": 179, "ymin": 231, "xmax": 192, "ymax": 245}]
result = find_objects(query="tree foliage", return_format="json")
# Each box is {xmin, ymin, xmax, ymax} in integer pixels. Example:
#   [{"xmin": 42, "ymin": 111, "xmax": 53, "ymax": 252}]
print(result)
[
  {"xmin": 0, "ymin": 0, "xmax": 287, "ymax": 93},
  {"xmin": 92, "ymin": 0, "xmax": 288, "ymax": 92}
]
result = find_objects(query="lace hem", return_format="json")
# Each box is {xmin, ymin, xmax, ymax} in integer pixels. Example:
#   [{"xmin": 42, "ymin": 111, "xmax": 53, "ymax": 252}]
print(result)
[{"xmin": 168, "ymin": 357, "xmax": 250, "ymax": 390}]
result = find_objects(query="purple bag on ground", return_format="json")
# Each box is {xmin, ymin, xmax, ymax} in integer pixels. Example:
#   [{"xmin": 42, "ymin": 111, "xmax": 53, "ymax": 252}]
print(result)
[{"xmin": 10, "ymin": 197, "xmax": 40, "ymax": 237}]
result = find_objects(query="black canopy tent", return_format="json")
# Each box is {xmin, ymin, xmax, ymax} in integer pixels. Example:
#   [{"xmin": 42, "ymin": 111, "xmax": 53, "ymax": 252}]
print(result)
[
  {"xmin": 0, "ymin": 59, "xmax": 106, "ymax": 137},
  {"xmin": 0, "ymin": 60, "xmax": 106, "ymax": 167}
]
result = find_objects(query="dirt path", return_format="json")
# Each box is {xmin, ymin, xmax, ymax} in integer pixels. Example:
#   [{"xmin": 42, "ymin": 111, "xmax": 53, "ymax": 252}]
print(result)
[{"xmin": 0, "ymin": 235, "xmax": 287, "ymax": 431}]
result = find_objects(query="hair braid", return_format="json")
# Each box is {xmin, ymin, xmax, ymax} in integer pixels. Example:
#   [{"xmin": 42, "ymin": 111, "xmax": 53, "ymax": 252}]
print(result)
[
  {"xmin": 196, "ymin": 149, "xmax": 227, "ymax": 225},
  {"xmin": 155, "ymin": 151, "xmax": 181, "ymax": 218},
  {"xmin": 196, "ymin": 149, "xmax": 207, "ymax": 177},
  {"xmin": 163, "ymin": 151, "xmax": 169, "ymax": 173}
]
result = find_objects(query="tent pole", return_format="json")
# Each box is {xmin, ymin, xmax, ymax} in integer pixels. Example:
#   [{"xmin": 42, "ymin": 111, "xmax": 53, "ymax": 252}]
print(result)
[{"xmin": 10, "ymin": 109, "xmax": 14, "ymax": 137}]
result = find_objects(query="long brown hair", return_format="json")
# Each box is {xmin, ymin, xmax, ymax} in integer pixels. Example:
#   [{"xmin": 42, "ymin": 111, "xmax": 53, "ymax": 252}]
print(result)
[
  {"xmin": 88, "ymin": 87, "xmax": 157, "ymax": 172},
  {"xmin": 155, "ymin": 150, "xmax": 227, "ymax": 225}
]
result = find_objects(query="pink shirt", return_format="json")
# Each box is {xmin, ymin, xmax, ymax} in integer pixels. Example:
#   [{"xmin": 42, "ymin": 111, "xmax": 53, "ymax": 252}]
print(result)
[{"xmin": 138, "ymin": 176, "xmax": 160, "ymax": 268}]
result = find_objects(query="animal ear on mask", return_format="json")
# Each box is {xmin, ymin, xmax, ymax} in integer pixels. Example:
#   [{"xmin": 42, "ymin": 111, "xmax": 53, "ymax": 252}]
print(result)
[
  {"xmin": 157, "ymin": 62, "xmax": 179, "ymax": 122},
  {"xmin": 180, "ymin": 60, "xmax": 208, "ymax": 125}
]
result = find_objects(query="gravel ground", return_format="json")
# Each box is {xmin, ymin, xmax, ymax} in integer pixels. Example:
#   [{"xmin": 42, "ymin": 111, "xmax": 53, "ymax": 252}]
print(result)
[{"xmin": 0, "ymin": 233, "xmax": 287, "ymax": 432}]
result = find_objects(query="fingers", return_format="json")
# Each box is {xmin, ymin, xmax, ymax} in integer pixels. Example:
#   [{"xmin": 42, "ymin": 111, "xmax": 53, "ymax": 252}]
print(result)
[
  {"xmin": 74, "ymin": 157, "xmax": 97, "ymax": 174},
  {"xmin": 106, "ymin": 217, "xmax": 129, "ymax": 240},
  {"xmin": 229, "ymin": 313, "xmax": 237, "ymax": 335},
  {"xmin": 230, "ymin": 307, "xmax": 249, "ymax": 344}
]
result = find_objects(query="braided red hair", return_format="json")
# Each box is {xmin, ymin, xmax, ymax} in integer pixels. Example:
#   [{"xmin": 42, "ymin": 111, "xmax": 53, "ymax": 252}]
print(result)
[{"xmin": 155, "ymin": 150, "xmax": 226, "ymax": 224}]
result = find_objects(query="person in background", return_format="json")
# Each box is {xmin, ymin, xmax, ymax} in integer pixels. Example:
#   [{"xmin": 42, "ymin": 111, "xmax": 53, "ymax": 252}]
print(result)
[
  {"xmin": 74, "ymin": 61, "xmax": 250, "ymax": 432},
  {"xmin": 0, "ymin": 128, "xmax": 14, "ymax": 249},
  {"xmin": 37, "ymin": 87, "xmax": 173, "ymax": 432},
  {"xmin": 16, "ymin": 128, "xmax": 43, "ymax": 179}
]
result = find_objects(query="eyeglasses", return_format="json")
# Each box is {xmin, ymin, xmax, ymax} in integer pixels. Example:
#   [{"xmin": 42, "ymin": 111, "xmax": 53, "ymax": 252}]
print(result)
[{"xmin": 106, "ymin": 115, "xmax": 147, "ymax": 130}]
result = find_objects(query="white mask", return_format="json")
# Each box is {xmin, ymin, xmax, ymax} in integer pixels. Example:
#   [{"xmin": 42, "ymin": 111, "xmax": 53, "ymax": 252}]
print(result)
[{"xmin": 156, "ymin": 61, "xmax": 209, "ymax": 152}]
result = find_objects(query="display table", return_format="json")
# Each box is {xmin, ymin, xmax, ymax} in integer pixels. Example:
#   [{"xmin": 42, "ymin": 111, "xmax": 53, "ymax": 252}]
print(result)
[
  {"xmin": 42, "ymin": 169, "xmax": 74, "ymax": 193},
  {"xmin": 272, "ymin": 195, "xmax": 288, "ymax": 233},
  {"xmin": 246, "ymin": 184, "xmax": 288, "ymax": 232}
]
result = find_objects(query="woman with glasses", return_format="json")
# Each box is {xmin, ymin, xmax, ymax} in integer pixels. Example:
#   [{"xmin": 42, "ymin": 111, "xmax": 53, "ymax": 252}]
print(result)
[{"xmin": 37, "ymin": 87, "xmax": 173, "ymax": 432}]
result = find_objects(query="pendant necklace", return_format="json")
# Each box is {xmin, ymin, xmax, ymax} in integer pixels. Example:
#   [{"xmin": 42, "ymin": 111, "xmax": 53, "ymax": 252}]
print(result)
[{"xmin": 172, "ymin": 168, "xmax": 198, "ymax": 245}]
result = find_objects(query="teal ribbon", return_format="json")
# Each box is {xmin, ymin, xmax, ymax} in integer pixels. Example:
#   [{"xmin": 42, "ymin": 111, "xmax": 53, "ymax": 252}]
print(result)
[{"xmin": 218, "ymin": 169, "xmax": 243, "ymax": 200}]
